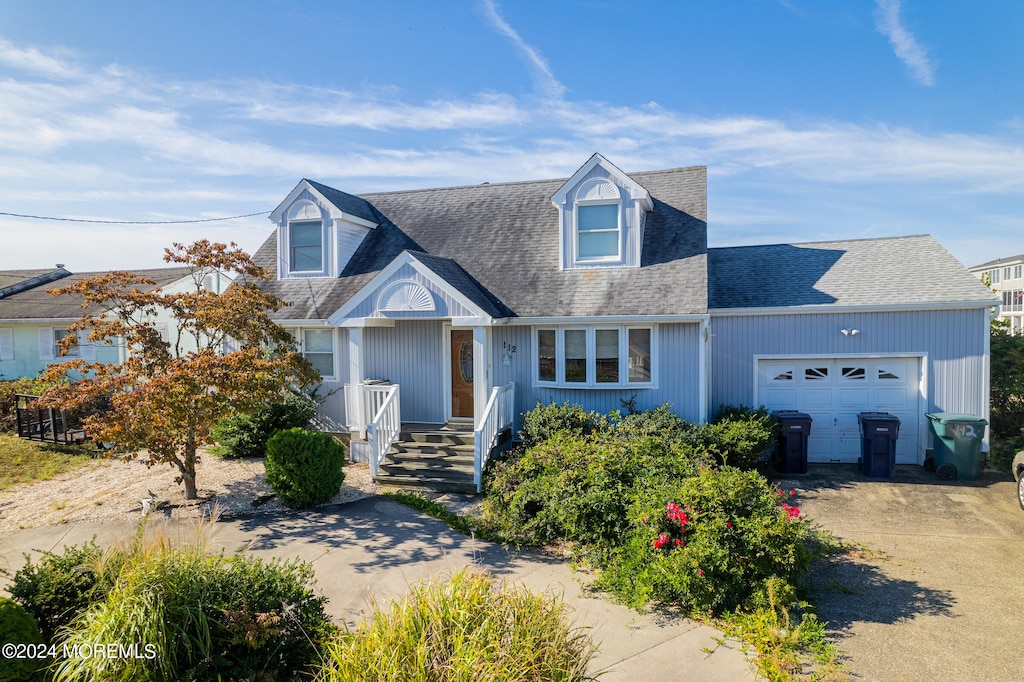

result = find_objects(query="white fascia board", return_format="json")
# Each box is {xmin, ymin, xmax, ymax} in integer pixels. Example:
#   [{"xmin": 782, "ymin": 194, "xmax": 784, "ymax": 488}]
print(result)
[
  {"xmin": 339, "ymin": 318, "xmax": 395, "ymax": 328},
  {"xmin": 276, "ymin": 319, "xmax": 332, "ymax": 328},
  {"xmin": 710, "ymin": 300, "xmax": 999, "ymax": 317},
  {"xmin": 504, "ymin": 314, "xmax": 707, "ymax": 325},
  {"xmin": 0, "ymin": 318, "xmax": 78, "ymax": 324},
  {"xmin": 550, "ymin": 153, "xmax": 652, "ymax": 210},
  {"xmin": 325, "ymin": 251, "xmax": 494, "ymax": 326},
  {"xmin": 269, "ymin": 180, "xmax": 378, "ymax": 229}
]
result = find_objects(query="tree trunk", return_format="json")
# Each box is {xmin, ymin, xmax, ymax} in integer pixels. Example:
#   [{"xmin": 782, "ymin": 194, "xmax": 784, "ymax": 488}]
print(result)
[{"xmin": 182, "ymin": 447, "xmax": 198, "ymax": 500}]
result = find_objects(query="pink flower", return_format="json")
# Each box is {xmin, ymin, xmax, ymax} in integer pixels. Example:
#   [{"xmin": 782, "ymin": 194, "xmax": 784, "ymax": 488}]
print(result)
[
  {"xmin": 790, "ymin": 490, "xmax": 796, "ymax": 496},
  {"xmin": 653, "ymin": 533, "xmax": 670, "ymax": 549},
  {"xmin": 642, "ymin": 517, "xmax": 649, "ymax": 524},
  {"xmin": 697, "ymin": 568, "xmax": 705, "ymax": 577},
  {"xmin": 673, "ymin": 539, "xmax": 685, "ymax": 547}
]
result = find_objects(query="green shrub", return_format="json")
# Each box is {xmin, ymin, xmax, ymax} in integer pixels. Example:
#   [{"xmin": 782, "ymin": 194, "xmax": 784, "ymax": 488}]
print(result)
[
  {"xmin": 595, "ymin": 467, "xmax": 813, "ymax": 615},
  {"xmin": 686, "ymin": 405, "xmax": 779, "ymax": 469},
  {"xmin": 484, "ymin": 433, "xmax": 706, "ymax": 546},
  {"xmin": 210, "ymin": 391, "xmax": 320, "ymax": 458},
  {"xmin": 7, "ymin": 540, "xmax": 111, "ymax": 642},
  {"xmin": 0, "ymin": 596, "xmax": 46, "ymax": 682},
  {"xmin": 265, "ymin": 427, "xmax": 346, "ymax": 508},
  {"xmin": 614, "ymin": 403, "xmax": 692, "ymax": 442},
  {"xmin": 519, "ymin": 401, "xmax": 608, "ymax": 448},
  {"xmin": 51, "ymin": 544, "xmax": 335, "ymax": 682},
  {"xmin": 319, "ymin": 568, "xmax": 598, "ymax": 682}
]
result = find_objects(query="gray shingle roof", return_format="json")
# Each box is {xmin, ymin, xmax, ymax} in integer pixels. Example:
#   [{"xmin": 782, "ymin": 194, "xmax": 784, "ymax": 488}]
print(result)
[
  {"xmin": 306, "ymin": 179, "xmax": 379, "ymax": 224},
  {"xmin": 253, "ymin": 166, "xmax": 709, "ymax": 320},
  {"xmin": 708, "ymin": 235, "xmax": 998, "ymax": 309},
  {"xmin": 969, "ymin": 253, "xmax": 1024, "ymax": 270},
  {"xmin": 0, "ymin": 267, "xmax": 195, "ymax": 320},
  {"xmin": 0, "ymin": 268, "xmax": 71, "ymax": 299}
]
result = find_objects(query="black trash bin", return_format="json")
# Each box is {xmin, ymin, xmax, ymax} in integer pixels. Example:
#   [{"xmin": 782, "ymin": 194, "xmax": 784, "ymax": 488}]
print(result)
[
  {"xmin": 926, "ymin": 413, "xmax": 988, "ymax": 481},
  {"xmin": 773, "ymin": 410, "xmax": 812, "ymax": 474},
  {"xmin": 857, "ymin": 412, "xmax": 900, "ymax": 478}
]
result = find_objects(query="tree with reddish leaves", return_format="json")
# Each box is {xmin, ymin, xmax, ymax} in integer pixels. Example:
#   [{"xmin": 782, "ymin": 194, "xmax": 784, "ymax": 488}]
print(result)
[{"xmin": 36, "ymin": 241, "xmax": 318, "ymax": 501}]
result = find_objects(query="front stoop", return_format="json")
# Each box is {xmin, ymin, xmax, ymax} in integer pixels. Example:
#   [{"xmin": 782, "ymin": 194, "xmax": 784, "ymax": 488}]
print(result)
[{"xmin": 373, "ymin": 426, "xmax": 513, "ymax": 495}]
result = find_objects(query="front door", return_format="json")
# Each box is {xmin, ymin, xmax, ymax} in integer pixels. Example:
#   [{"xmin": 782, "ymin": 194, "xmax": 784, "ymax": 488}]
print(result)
[{"xmin": 450, "ymin": 329, "xmax": 474, "ymax": 420}]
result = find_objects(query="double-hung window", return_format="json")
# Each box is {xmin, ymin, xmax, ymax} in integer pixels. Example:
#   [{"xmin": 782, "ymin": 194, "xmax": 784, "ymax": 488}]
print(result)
[
  {"xmin": 295, "ymin": 328, "xmax": 335, "ymax": 379},
  {"xmin": 535, "ymin": 326, "xmax": 654, "ymax": 388},
  {"xmin": 289, "ymin": 221, "xmax": 323, "ymax": 272},
  {"xmin": 576, "ymin": 203, "xmax": 620, "ymax": 261},
  {"xmin": 53, "ymin": 329, "xmax": 79, "ymax": 358}
]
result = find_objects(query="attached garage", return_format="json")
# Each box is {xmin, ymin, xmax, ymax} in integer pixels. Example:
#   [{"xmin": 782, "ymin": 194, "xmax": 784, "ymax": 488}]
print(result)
[
  {"xmin": 707, "ymin": 235, "xmax": 998, "ymax": 468},
  {"xmin": 756, "ymin": 356, "xmax": 923, "ymax": 464}
]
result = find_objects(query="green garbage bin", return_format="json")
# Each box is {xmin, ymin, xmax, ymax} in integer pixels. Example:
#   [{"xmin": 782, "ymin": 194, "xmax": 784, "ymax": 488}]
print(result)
[{"xmin": 925, "ymin": 413, "xmax": 988, "ymax": 481}]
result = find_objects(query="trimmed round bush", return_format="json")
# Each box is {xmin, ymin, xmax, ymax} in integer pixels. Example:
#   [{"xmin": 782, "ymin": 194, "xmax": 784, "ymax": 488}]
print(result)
[
  {"xmin": 265, "ymin": 427, "xmax": 346, "ymax": 508},
  {"xmin": 319, "ymin": 568, "xmax": 598, "ymax": 681},
  {"xmin": 0, "ymin": 596, "xmax": 45, "ymax": 682}
]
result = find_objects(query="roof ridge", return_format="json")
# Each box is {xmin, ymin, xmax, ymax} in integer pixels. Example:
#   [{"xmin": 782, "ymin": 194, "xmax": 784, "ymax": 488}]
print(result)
[{"xmin": 709, "ymin": 234, "xmax": 932, "ymax": 252}]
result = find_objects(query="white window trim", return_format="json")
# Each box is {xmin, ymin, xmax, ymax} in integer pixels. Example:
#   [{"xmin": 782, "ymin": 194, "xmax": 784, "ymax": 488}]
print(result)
[
  {"xmin": 286, "ymin": 219, "xmax": 327, "ymax": 275},
  {"xmin": 573, "ymin": 200, "xmax": 622, "ymax": 264},
  {"xmin": 533, "ymin": 325, "xmax": 657, "ymax": 389},
  {"xmin": 293, "ymin": 326, "xmax": 337, "ymax": 380}
]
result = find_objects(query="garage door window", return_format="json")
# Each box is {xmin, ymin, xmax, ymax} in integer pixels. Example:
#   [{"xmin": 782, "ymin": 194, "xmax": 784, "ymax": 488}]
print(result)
[
  {"xmin": 805, "ymin": 367, "xmax": 829, "ymax": 380},
  {"xmin": 841, "ymin": 366, "xmax": 866, "ymax": 380}
]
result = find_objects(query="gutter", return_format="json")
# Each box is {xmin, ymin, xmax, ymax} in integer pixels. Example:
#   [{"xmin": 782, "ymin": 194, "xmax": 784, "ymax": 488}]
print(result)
[{"xmin": 710, "ymin": 299, "xmax": 999, "ymax": 317}]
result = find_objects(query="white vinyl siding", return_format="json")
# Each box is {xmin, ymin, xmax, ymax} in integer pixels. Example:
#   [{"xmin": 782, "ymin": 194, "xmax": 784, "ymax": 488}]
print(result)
[
  {"xmin": 0, "ymin": 328, "xmax": 12, "ymax": 361},
  {"xmin": 535, "ymin": 326, "xmax": 655, "ymax": 388}
]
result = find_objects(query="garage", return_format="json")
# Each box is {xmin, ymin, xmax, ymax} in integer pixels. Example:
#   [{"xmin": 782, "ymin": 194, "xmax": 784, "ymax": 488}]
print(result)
[{"xmin": 756, "ymin": 356, "xmax": 923, "ymax": 464}]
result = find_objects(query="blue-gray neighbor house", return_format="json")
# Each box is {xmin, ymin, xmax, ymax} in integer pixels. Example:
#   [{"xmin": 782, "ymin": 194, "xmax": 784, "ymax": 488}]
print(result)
[{"xmin": 253, "ymin": 153, "xmax": 997, "ymax": 491}]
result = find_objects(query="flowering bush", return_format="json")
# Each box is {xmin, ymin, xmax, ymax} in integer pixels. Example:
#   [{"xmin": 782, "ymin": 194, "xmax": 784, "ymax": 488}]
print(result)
[
  {"xmin": 595, "ymin": 467, "xmax": 813, "ymax": 615},
  {"xmin": 483, "ymin": 433, "xmax": 706, "ymax": 546}
]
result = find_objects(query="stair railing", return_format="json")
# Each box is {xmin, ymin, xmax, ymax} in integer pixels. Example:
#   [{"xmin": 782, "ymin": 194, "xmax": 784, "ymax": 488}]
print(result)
[
  {"xmin": 365, "ymin": 384, "xmax": 401, "ymax": 478},
  {"xmin": 473, "ymin": 381, "xmax": 514, "ymax": 492}
]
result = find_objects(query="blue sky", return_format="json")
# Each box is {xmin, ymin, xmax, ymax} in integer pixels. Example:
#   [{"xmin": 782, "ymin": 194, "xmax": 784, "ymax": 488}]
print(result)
[{"xmin": 0, "ymin": 0, "xmax": 1021, "ymax": 272}]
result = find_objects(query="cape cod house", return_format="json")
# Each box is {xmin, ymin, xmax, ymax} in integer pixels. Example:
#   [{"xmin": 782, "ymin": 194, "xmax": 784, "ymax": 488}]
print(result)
[{"xmin": 253, "ymin": 153, "xmax": 997, "ymax": 491}]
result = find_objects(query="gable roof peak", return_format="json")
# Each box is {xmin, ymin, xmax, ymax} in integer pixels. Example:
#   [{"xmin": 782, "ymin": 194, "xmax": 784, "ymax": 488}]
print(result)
[
  {"xmin": 269, "ymin": 178, "xmax": 378, "ymax": 227},
  {"xmin": 551, "ymin": 153, "xmax": 653, "ymax": 210}
]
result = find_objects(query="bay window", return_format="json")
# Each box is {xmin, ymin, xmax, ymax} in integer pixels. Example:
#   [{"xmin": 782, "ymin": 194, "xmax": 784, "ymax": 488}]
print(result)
[{"xmin": 535, "ymin": 326, "xmax": 654, "ymax": 388}]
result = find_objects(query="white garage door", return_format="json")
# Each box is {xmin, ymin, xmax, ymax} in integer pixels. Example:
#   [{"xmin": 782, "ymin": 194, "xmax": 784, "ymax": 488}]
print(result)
[{"xmin": 757, "ymin": 357, "xmax": 921, "ymax": 464}]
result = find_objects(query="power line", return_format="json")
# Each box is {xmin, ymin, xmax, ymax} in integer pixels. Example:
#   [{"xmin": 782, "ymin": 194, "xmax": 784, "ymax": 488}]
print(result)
[{"xmin": 0, "ymin": 210, "xmax": 271, "ymax": 225}]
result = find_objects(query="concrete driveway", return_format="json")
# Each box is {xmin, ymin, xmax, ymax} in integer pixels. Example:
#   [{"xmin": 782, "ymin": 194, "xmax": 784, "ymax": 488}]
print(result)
[
  {"xmin": 0, "ymin": 496, "xmax": 754, "ymax": 681},
  {"xmin": 778, "ymin": 464, "xmax": 1024, "ymax": 682}
]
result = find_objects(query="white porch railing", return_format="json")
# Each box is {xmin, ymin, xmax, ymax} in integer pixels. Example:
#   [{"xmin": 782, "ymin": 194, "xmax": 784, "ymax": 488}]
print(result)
[
  {"xmin": 344, "ymin": 381, "xmax": 393, "ymax": 439},
  {"xmin": 474, "ymin": 381, "xmax": 515, "ymax": 492},
  {"xmin": 365, "ymin": 384, "xmax": 401, "ymax": 478}
]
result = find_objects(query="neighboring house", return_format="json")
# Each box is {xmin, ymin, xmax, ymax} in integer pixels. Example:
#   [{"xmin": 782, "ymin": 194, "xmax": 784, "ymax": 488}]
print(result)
[
  {"xmin": 0, "ymin": 266, "xmax": 223, "ymax": 380},
  {"xmin": 253, "ymin": 153, "xmax": 997, "ymax": 488},
  {"xmin": 968, "ymin": 254, "xmax": 1024, "ymax": 335}
]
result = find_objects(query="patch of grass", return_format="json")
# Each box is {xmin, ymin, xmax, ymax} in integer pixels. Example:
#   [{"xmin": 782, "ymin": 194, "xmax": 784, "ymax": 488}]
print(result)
[
  {"xmin": 0, "ymin": 433, "xmax": 96, "ymax": 491},
  {"xmin": 384, "ymin": 491, "xmax": 504, "ymax": 543}
]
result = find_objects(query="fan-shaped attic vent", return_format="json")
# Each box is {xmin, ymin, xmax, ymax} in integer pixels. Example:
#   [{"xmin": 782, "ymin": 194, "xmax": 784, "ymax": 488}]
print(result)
[{"xmin": 378, "ymin": 281, "xmax": 435, "ymax": 312}]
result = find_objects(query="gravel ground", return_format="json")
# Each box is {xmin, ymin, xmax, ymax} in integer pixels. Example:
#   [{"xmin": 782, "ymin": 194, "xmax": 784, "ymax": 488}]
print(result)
[{"xmin": 0, "ymin": 450, "xmax": 380, "ymax": 531}]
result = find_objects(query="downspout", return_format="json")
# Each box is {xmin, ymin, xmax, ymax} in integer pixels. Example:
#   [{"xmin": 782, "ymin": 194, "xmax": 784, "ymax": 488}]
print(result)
[{"xmin": 699, "ymin": 315, "xmax": 710, "ymax": 423}]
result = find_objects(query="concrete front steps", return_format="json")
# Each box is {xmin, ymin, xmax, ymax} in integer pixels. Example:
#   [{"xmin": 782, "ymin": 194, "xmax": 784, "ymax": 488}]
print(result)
[{"xmin": 373, "ymin": 425, "xmax": 513, "ymax": 495}]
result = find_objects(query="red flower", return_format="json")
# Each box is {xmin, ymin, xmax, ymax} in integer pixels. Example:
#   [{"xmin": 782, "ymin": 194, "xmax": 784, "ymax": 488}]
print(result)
[
  {"xmin": 653, "ymin": 533, "xmax": 670, "ymax": 549},
  {"xmin": 725, "ymin": 522, "xmax": 732, "ymax": 528}
]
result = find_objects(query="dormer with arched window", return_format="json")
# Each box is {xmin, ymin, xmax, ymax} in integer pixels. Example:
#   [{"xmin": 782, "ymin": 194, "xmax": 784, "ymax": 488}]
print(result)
[
  {"xmin": 270, "ymin": 179, "xmax": 379, "ymax": 280},
  {"xmin": 551, "ymin": 153, "xmax": 654, "ymax": 270}
]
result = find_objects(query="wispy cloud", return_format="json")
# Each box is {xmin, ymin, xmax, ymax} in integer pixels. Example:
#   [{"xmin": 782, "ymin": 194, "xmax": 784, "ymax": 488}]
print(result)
[
  {"xmin": 874, "ymin": 0, "xmax": 936, "ymax": 86},
  {"xmin": 0, "ymin": 36, "xmax": 81, "ymax": 79},
  {"xmin": 478, "ymin": 0, "xmax": 566, "ymax": 100}
]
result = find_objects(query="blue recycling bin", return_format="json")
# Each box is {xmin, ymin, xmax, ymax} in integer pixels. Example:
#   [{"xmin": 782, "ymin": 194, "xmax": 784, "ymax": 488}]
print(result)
[{"xmin": 857, "ymin": 412, "xmax": 900, "ymax": 478}]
